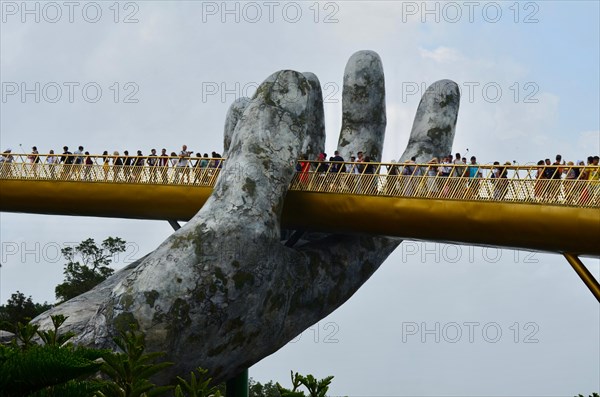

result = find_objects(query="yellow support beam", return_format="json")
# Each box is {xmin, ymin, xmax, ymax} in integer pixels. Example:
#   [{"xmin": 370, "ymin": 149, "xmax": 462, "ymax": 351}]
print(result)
[
  {"xmin": 564, "ymin": 253, "xmax": 600, "ymax": 302},
  {"xmin": 1, "ymin": 179, "xmax": 599, "ymax": 257}
]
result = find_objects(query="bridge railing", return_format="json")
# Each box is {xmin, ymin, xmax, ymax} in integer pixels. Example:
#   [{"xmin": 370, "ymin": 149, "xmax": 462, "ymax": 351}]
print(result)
[
  {"xmin": 0, "ymin": 153, "xmax": 223, "ymax": 186},
  {"xmin": 0, "ymin": 153, "xmax": 598, "ymax": 208},
  {"xmin": 290, "ymin": 161, "xmax": 599, "ymax": 208}
]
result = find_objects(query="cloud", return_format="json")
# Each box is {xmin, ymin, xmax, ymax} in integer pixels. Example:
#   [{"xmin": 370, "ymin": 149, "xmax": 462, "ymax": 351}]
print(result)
[
  {"xmin": 578, "ymin": 131, "xmax": 600, "ymax": 155},
  {"xmin": 418, "ymin": 46, "xmax": 463, "ymax": 63}
]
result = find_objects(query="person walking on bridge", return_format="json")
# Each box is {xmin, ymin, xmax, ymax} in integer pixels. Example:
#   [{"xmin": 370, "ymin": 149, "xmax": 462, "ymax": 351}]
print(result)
[
  {"xmin": 60, "ymin": 146, "xmax": 73, "ymax": 180},
  {"xmin": 466, "ymin": 156, "xmax": 481, "ymax": 199},
  {"xmin": 177, "ymin": 145, "xmax": 192, "ymax": 183}
]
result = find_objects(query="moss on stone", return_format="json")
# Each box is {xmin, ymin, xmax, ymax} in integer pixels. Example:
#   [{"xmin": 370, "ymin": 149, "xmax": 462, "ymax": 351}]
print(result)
[
  {"xmin": 209, "ymin": 283, "xmax": 217, "ymax": 294},
  {"xmin": 262, "ymin": 159, "xmax": 270, "ymax": 170},
  {"xmin": 339, "ymin": 137, "xmax": 350, "ymax": 148},
  {"xmin": 152, "ymin": 311, "xmax": 166, "ymax": 325},
  {"xmin": 114, "ymin": 312, "xmax": 138, "ymax": 333},
  {"xmin": 168, "ymin": 298, "xmax": 191, "ymax": 328},
  {"xmin": 223, "ymin": 317, "xmax": 244, "ymax": 333},
  {"xmin": 214, "ymin": 267, "xmax": 227, "ymax": 283},
  {"xmin": 233, "ymin": 271, "xmax": 255, "ymax": 289},
  {"xmin": 208, "ymin": 343, "xmax": 228, "ymax": 357},
  {"xmin": 170, "ymin": 233, "xmax": 195, "ymax": 250},
  {"xmin": 230, "ymin": 331, "xmax": 246, "ymax": 346},
  {"xmin": 351, "ymin": 86, "xmax": 369, "ymax": 104},
  {"xmin": 193, "ymin": 288, "xmax": 206, "ymax": 303},
  {"xmin": 289, "ymin": 290, "xmax": 321, "ymax": 316},
  {"xmin": 267, "ymin": 292, "xmax": 285, "ymax": 313},
  {"xmin": 121, "ymin": 294, "xmax": 134, "ymax": 310},
  {"xmin": 243, "ymin": 177, "xmax": 256, "ymax": 197},
  {"xmin": 248, "ymin": 143, "xmax": 263, "ymax": 156},
  {"xmin": 427, "ymin": 126, "xmax": 451, "ymax": 143},
  {"xmin": 342, "ymin": 111, "xmax": 353, "ymax": 122},
  {"xmin": 144, "ymin": 290, "xmax": 159, "ymax": 307},
  {"xmin": 439, "ymin": 94, "xmax": 456, "ymax": 108}
]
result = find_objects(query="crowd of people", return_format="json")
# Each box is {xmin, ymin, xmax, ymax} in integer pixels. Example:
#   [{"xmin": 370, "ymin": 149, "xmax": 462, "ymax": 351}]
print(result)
[
  {"xmin": 298, "ymin": 151, "xmax": 599, "ymax": 180},
  {"xmin": 0, "ymin": 145, "xmax": 224, "ymax": 184},
  {"xmin": 295, "ymin": 151, "xmax": 600, "ymax": 203},
  {"xmin": 0, "ymin": 145, "xmax": 223, "ymax": 166},
  {"xmin": 1, "ymin": 146, "xmax": 598, "ymax": 202}
]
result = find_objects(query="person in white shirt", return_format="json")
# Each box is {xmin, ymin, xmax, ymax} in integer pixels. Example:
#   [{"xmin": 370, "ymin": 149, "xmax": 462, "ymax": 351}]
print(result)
[
  {"xmin": 452, "ymin": 152, "xmax": 465, "ymax": 177},
  {"xmin": 46, "ymin": 149, "xmax": 58, "ymax": 178},
  {"xmin": 177, "ymin": 145, "xmax": 192, "ymax": 183},
  {"xmin": 74, "ymin": 146, "xmax": 84, "ymax": 164}
]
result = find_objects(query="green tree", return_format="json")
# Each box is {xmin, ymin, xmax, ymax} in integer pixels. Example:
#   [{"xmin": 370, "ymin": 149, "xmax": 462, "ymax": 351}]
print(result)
[
  {"xmin": 249, "ymin": 378, "xmax": 280, "ymax": 397},
  {"xmin": 55, "ymin": 237, "xmax": 126, "ymax": 303},
  {"xmin": 0, "ymin": 291, "xmax": 52, "ymax": 332}
]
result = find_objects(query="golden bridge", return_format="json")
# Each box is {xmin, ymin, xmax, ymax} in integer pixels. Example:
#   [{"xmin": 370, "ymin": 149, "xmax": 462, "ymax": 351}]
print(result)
[{"xmin": 1, "ymin": 153, "xmax": 599, "ymax": 301}]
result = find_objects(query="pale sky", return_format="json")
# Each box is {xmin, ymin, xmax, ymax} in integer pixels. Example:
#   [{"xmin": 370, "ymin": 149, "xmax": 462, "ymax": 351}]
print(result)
[{"xmin": 1, "ymin": 1, "xmax": 599, "ymax": 395}]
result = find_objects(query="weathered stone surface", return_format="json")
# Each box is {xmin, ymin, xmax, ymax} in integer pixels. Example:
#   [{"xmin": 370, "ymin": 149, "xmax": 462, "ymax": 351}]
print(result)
[
  {"xmin": 32, "ymin": 55, "xmax": 460, "ymax": 385},
  {"xmin": 337, "ymin": 50, "xmax": 386, "ymax": 161},
  {"xmin": 301, "ymin": 72, "xmax": 326, "ymax": 159},
  {"xmin": 223, "ymin": 97, "xmax": 251, "ymax": 155},
  {"xmin": 0, "ymin": 330, "xmax": 15, "ymax": 344},
  {"xmin": 34, "ymin": 70, "xmax": 313, "ymax": 383},
  {"xmin": 399, "ymin": 79, "xmax": 460, "ymax": 162}
]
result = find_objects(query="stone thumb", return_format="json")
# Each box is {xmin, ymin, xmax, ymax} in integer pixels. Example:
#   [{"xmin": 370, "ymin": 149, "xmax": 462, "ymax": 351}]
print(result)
[{"xmin": 196, "ymin": 70, "xmax": 311, "ymax": 241}]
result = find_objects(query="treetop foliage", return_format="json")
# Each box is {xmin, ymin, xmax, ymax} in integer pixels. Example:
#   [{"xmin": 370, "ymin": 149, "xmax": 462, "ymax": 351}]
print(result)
[{"xmin": 55, "ymin": 237, "xmax": 126, "ymax": 303}]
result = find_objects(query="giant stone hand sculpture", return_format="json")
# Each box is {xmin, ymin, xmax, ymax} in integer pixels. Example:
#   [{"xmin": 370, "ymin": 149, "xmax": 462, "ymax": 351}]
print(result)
[{"xmin": 33, "ymin": 50, "xmax": 460, "ymax": 383}]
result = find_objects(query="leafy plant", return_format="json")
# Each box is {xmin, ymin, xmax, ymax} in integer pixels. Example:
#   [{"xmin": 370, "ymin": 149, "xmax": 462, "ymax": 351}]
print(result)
[
  {"xmin": 276, "ymin": 371, "xmax": 304, "ymax": 396},
  {"xmin": 27, "ymin": 379, "xmax": 105, "ymax": 397},
  {"xmin": 174, "ymin": 367, "xmax": 222, "ymax": 397},
  {"xmin": 298, "ymin": 374, "xmax": 333, "ymax": 397},
  {"xmin": 36, "ymin": 314, "xmax": 76, "ymax": 347},
  {"xmin": 0, "ymin": 344, "xmax": 103, "ymax": 397},
  {"xmin": 276, "ymin": 371, "xmax": 334, "ymax": 397},
  {"xmin": 95, "ymin": 326, "xmax": 173, "ymax": 397},
  {"xmin": 12, "ymin": 320, "xmax": 40, "ymax": 350},
  {"xmin": 1, "ymin": 312, "xmax": 342, "ymax": 397}
]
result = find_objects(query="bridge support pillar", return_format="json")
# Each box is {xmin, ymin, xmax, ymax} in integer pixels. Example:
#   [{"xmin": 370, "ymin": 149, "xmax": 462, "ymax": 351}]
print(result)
[
  {"xmin": 284, "ymin": 229, "xmax": 305, "ymax": 247},
  {"xmin": 226, "ymin": 368, "xmax": 249, "ymax": 397},
  {"xmin": 564, "ymin": 253, "xmax": 600, "ymax": 303},
  {"xmin": 168, "ymin": 220, "xmax": 181, "ymax": 231}
]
